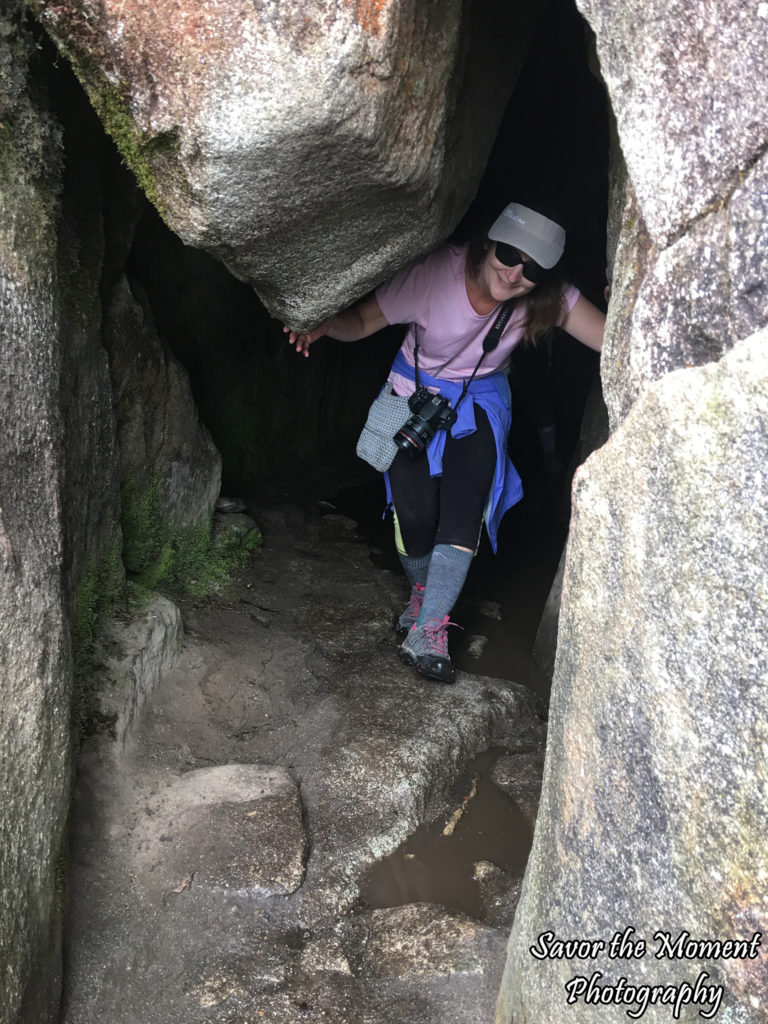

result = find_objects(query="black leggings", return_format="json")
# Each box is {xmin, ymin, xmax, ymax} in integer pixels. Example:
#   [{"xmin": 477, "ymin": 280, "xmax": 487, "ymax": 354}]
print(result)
[{"xmin": 388, "ymin": 405, "xmax": 496, "ymax": 555}]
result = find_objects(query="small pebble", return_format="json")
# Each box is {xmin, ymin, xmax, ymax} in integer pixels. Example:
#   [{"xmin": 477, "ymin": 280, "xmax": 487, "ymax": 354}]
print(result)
[{"xmin": 466, "ymin": 635, "xmax": 488, "ymax": 658}]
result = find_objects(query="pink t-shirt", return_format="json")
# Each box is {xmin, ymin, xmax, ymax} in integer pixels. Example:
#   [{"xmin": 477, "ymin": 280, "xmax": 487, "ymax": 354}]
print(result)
[{"xmin": 376, "ymin": 243, "xmax": 580, "ymax": 395}]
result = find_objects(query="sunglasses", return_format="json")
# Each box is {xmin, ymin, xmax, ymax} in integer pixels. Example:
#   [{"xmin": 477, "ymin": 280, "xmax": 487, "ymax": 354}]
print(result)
[{"xmin": 494, "ymin": 242, "xmax": 545, "ymax": 283}]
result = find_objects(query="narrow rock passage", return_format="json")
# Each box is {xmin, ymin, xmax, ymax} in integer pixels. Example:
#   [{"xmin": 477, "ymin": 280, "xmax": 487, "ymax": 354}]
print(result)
[{"xmin": 63, "ymin": 501, "xmax": 546, "ymax": 1024}]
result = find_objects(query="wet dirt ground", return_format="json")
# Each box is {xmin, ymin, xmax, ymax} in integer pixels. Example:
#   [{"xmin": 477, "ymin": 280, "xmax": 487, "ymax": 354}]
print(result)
[{"xmin": 61, "ymin": 471, "xmax": 565, "ymax": 1024}]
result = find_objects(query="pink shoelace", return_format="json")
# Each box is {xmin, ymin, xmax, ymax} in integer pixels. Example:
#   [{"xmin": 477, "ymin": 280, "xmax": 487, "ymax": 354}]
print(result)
[
  {"xmin": 420, "ymin": 615, "xmax": 459, "ymax": 657},
  {"xmin": 404, "ymin": 583, "xmax": 425, "ymax": 619}
]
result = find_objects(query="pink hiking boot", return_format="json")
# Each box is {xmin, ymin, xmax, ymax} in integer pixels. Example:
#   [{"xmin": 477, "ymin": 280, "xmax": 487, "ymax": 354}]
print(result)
[{"xmin": 399, "ymin": 615, "xmax": 456, "ymax": 684}]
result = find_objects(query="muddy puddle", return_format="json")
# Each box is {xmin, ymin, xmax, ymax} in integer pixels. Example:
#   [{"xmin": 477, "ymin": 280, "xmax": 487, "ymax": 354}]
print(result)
[{"xmin": 358, "ymin": 749, "xmax": 533, "ymax": 921}]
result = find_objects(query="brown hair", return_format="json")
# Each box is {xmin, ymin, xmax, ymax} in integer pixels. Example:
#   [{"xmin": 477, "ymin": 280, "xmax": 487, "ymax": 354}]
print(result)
[{"xmin": 466, "ymin": 232, "xmax": 567, "ymax": 345}]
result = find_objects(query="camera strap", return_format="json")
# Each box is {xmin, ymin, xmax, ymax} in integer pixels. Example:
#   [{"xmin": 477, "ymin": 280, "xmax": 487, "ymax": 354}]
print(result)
[{"xmin": 413, "ymin": 301, "xmax": 513, "ymax": 412}]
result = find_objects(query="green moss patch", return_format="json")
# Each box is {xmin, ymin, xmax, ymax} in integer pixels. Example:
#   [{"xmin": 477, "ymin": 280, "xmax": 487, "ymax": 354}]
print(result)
[
  {"xmin": 91, "ymin": 85, "xmax": 180, "ymax": 220},
  {"xmin": 121, "ymin": 476, "xmax": 261, "ymax": 603}
]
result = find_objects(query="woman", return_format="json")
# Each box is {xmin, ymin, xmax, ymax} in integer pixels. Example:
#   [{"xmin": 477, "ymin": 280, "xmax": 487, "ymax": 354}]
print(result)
[{"xmin": 285, "ymin": 202, "xmax": 605, "ymax": 684}]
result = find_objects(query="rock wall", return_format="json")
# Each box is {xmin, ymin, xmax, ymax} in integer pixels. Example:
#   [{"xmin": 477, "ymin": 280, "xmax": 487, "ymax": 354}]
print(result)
[
  {"xmin": 499, "ymin": 334, "xmax": 768, "ymax": 1023},
  {"xmin": 103, "ymin": 273, "xmax": 221, "ymax": 541},
  {"xmin": 592, "ymin": 0, "xmax": 768, "ymax": 427},
  {"xmin": 27, "ymin": 0, "xmax": 541, "ymax": 326},
  {"xmin": 0, "ymin": 11, "xmax": 222, "ymax": 1022},
  {"xmin": 1, "ymin": 10, "xmax": 79, "ymax": 1021},
  {"xmin": 498, "ymin": 1, "xmax": 768, "ymax": 1021},
  {"xmin": 125, "ymin": 207, "xmax": 405, "ymax": 494}
]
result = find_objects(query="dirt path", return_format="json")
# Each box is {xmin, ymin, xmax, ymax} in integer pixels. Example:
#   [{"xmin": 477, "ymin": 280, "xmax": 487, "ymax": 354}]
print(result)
[{"xmin": 62, "ymin": 501, "xmax": 546, "ymax": 1024}]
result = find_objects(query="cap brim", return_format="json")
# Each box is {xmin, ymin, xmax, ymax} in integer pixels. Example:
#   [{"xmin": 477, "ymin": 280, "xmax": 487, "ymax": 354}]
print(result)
[{"xmin": 488, "ymin": 204, "xmax": 565, "ymax": 269}]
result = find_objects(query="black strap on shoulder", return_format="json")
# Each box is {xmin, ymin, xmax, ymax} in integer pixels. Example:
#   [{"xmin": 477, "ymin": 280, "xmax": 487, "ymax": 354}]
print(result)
[
  {"xmin": 454, "ymin": 302, "xmax": 512, "ymax": 410},
  {"xmin": 482, "ymin": 302, "xmax": 513, "ymax": 353}
]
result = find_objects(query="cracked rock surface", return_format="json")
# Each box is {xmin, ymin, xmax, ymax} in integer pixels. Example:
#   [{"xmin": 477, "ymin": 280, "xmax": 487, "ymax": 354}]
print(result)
[{"xmin": 63, "ymin": 500, "xmax": 545, "ymax": 1024}]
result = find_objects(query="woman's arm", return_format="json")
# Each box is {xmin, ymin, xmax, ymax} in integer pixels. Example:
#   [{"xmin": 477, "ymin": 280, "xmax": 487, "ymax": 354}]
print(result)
[
  {"xmin": 562, "ymin": 294, "xmax": 606, "ymax": 353},
  {"xmin": 284, "ymin": 294, "xmax": 389, "ymax": 357}
]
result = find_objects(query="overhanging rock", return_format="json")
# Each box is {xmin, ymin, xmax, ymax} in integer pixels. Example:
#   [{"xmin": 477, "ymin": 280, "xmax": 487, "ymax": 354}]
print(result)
[{"xmin": 30, "ymin": 0, "xmax": 539, "ymax": 325}]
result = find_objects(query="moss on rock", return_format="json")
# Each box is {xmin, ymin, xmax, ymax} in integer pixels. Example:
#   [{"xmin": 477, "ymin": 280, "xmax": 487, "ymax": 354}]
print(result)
[
  {"xmin": 121, "ymin": 475, "xmax": 261, "ymax": 603},
  {"xmin": 89, "ymin": 83, "xmax": 180, "ymax": 219}
]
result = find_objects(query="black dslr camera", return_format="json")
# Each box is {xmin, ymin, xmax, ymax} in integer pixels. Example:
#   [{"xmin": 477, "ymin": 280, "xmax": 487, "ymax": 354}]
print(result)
[{"xmin": 393, "ymin": 386, "xmax": 458, "ymax": 456}]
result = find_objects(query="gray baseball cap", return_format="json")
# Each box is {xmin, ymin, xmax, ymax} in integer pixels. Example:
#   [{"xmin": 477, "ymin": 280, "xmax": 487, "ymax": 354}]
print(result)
[{"xmin": 488, "ymin": 203, "xmax": 566, "ymax": 269}]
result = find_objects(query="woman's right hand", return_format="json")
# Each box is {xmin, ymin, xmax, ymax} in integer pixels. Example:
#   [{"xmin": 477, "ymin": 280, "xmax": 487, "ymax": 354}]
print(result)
[
  {"xmin": 283, "ymin": 322, "xmax": 330, "ymax": 357},
  {"xmin": 283, "ymin": 295, "xmax": 388, "ymax": 355}
]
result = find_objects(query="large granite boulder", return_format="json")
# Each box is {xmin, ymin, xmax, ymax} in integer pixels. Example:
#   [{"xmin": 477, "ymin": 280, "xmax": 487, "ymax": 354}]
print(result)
[
  {"xmin": 582, "ymin": 0, "xmax": 768, "ymax": 424},
  {"xmin": 580, "ymin": 0, "xmax": 767, "ymax": 246},
  {"xmin": 498, "ymin": 329, "xmax": 768, "ymax": 1023},
  {"xmin": 28, "ymin": 0, "xmax": 539, "ymax": 325},
  {"xmin": 605, "ymin": 164, "xmax": 768, "ymax": 426}
]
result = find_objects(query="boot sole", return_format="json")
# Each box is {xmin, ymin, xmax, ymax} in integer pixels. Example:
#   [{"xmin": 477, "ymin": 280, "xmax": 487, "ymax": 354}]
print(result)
[{"xmin": 416, "ymin": 655, "xmax": 455, "ymax": 685}]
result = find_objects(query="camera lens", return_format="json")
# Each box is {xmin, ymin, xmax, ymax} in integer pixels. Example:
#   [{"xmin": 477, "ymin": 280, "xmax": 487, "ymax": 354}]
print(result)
[{"xmin": 393, "ymin": 423, "xmax": 426, "ymax": 455}]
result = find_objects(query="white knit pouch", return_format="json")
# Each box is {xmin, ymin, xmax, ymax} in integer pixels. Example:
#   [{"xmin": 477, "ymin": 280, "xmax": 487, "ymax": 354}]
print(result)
[{"xmin": 356, "ymin": 386, "xmax": 411, "ymax": 472}]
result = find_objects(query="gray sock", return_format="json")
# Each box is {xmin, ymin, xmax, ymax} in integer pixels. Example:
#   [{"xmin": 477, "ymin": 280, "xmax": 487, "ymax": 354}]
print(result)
[
  {"xmin": 418, "ymin": 544, "xmax": 473, "ymax": 625},
  {"xmin": 398, "ymin": 551, "xmax": 431, "ymax": 588}
]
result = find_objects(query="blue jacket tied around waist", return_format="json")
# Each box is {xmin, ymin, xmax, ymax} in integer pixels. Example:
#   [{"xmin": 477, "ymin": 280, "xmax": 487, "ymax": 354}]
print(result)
[{"xmin": 385, "ymin": 350, "xmax": 523, "ymax": 552}]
